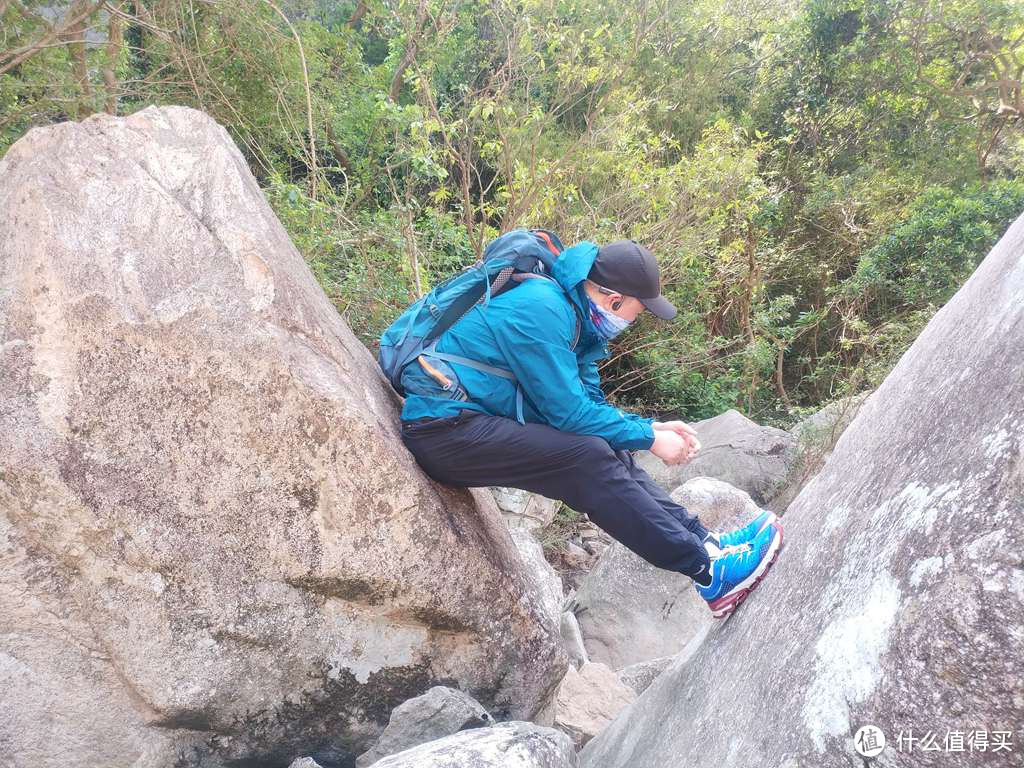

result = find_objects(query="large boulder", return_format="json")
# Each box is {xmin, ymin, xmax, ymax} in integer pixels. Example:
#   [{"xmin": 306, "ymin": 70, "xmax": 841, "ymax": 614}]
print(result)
[
  {"xmin": 368, "ymin": 722, "xmax": 578, "ymax": 768},
  {"xmin": 572, "ymin": 478, "xmax": 761, "ymax": 668},
  {"xmin": 634, "ymin": 409, "xmax": 797, "ymax": 505},
  {"xmin": 0, "ymin": 106, "xmax": 566, "ymax": 768},
  {"xmin": 582, "ymin": 214, "xmax": 1024, "ymax": 766}
]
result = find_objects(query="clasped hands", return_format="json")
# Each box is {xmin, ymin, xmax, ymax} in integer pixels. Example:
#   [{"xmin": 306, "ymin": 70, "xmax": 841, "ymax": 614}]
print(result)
[{"xmin": 649, "ymin": 420, "xmax": 701, "ymax": 466}]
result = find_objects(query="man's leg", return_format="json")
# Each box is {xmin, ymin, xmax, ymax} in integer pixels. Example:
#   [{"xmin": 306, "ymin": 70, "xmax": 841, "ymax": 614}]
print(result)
[
  {"xmin": 401, "ymin": 411, "xmax": 711, "ymax": 579},
  {"xmin": 613, "ymin": 448, "xmax": 711, "ymax": 541}
]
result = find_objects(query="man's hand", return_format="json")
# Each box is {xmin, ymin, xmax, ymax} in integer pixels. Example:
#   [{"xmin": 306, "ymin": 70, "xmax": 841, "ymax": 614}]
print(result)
[
  {"xmin": 652, "ymin": 421, "xmax": 700, "ymax": 463},
  {"xmin": 650, "ymin": 428, "xmax": 695, "ymax": 466}
]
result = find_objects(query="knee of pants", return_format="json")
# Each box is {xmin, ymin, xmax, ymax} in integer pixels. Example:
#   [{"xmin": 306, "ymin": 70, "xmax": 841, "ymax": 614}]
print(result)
[
  {"xmin": 563, "ymin": 435, "xmax": 626, "ymax": 489},
  {"xmin": 573, "ymin": 433, "xmax": 618, "ymax": 466}
]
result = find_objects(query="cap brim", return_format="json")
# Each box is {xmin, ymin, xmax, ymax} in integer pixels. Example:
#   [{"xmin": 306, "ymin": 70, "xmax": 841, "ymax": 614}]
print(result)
[{"xmin": 640, "ymin": 294, "xmax": 677, "ymax": 320}]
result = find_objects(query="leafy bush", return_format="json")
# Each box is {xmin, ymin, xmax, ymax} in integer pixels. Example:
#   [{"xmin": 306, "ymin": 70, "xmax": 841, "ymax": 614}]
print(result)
[{"xmin": 849, "ymin": 179, "xmax": 1024, "ymax": 311}]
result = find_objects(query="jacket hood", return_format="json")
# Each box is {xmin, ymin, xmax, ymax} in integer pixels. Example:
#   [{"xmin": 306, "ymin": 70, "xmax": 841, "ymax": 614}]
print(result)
[
  {"xmin": 548, "ymin": 240, "xmax": 602, "ymax": 346},
  {"xmin": 550, "ymin": 241, "xmax": 606, "ymax": 352},
  {"xmin": 551, "ymin": 240, "xmax": 598, "ymax": 292}
]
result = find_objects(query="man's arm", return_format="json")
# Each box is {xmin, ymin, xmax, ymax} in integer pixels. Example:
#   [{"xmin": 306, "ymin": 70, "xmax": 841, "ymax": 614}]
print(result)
[
  {"xmin": 580, "ymin": 356, "xmax": 657, "ymax": 433},
  {"xmin": 579, "ymin": 358, "xmax": 608, "ymax": 404},
  {"xmin": 485, "ymin": 296, "xmax": 655, "ymax": 451}
]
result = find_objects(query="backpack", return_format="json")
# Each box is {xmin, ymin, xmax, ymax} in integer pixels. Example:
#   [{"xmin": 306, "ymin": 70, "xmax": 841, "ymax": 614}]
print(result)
[{"xmin": 378, "ymin": 228, "xmax": 583, "ymax": 423}]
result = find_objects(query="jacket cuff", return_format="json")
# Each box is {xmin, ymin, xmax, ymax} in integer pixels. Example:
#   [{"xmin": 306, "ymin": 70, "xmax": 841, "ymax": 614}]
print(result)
[{"xmin": 614, "ymin": 418, "xmax": 656, "ymax": 451}]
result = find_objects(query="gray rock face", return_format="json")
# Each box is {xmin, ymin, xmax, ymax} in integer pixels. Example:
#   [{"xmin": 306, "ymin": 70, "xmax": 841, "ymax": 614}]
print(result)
[
  {"xmin": 573, "ymin": 478, "xmax": 762, "ymax": 668},
  {"xmin": 572, "ymin": 541, "xmax": 700, "ymax": 670},
  {"xmin": 582, "ymin": 214, "xmax": 1024, "ymax": 767},
  {"xmin": 635, "ymin": 409, "xmax": 797, "ymax": 505},
  {"xmin": 790, "ymin": 392, "xmax": 870, "ymax": 445},
  {"xmin": 0, "ymin": 106, "xmax": 565, "ymax": 768},
  {"xmin": 369, "ymin": 721, "xmax": 578, "ymax": 768},
  {"xmin": 356, "ymin": 687, "xmax": 493, "ymax": 767}
]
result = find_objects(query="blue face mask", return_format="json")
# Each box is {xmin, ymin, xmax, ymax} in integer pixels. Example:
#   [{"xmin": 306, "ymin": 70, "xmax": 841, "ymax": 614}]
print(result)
[{"xmin": 586, "ymin": 295, "xmax": 632, "ymax": 340}]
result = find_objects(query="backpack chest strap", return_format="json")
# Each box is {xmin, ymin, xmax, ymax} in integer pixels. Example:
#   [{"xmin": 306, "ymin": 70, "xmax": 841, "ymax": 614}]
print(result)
[
  {"xmin": 419, "ymin": 341, "xmax": 526, "ymax": 422},
  {"xmin": 421, "ymin": 339, "xmax": 517, "ymax": 380}
]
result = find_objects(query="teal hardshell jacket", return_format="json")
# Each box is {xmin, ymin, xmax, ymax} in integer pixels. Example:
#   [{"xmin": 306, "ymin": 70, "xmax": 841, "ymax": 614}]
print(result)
[{"xmin": 399, "ymin": 241, "xmax": 657, "ymax": 451}]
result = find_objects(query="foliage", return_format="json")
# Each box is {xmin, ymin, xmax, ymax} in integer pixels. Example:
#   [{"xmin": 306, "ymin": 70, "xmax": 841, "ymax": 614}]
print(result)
[
  {"xmin": 849, "ymin": 179, "xmax": 1024, "ymax": 310},
  {"xmin": 3, "ymin": 0, "xmax": 1023, "ymax": 424}
]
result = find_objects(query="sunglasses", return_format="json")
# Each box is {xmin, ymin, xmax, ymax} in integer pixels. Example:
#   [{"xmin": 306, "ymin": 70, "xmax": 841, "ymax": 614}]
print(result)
[
  {"xmin": 590, "ymin": 281, "xmax": 626, "ymax": 311},
  {"xmin": 591, "ymin": 282, "xmax": 622, "ymax": 298}
]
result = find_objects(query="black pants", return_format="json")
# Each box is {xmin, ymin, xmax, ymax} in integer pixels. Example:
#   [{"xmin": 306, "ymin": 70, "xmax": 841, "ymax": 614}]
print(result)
[{"xmin": 400, "ymin": 410, "xmax": 711, "ymax": 579}]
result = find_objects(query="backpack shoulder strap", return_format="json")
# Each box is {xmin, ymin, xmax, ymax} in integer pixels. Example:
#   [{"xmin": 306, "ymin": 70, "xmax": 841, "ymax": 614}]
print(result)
[{"xmin": 512, "ymin": 272, "xmax": 583, "ymax": 350}]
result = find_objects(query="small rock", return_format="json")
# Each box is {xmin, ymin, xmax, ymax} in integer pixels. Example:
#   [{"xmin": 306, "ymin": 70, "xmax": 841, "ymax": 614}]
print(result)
[
  {"xmin": 553, "ymin": 662, "xmax": 636, "ymax": 748},
  {"xmin": 563, "ymin": 541, "xmax": 592, "ymax": 569},
  {"xmin": 288, "ymin": 759, "xmax": 323, "ymax": 768},
  {"xmin": 670, "ymin": 476, "xmax": 762, "ymax": 526},
  {"xmin": 368, "ymin": 721, "xmax": 577, "ymax": 767},
  {"xmin": 616, "ymin": 657, "xmax": 672, "ymax": 695},
  {"xmin": 491, "ymin": 487, "xmax": 560, "ymax": 531},
  {"xmin": 578, "ymin": 524, "xmax": 610, "ymax": 556},
  {"xmin": 559, "ymin": 611, "xmax": 589, "ymax": 668},
  {"xmin": 356, "ymin": 686, "xmax": 493, "ymax": 767}
]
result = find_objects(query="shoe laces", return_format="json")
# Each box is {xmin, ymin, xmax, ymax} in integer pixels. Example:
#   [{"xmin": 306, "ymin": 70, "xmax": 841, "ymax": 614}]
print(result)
[{"xmin": 710, "ymin": 540, "xmax": 751, "ymax": 561}]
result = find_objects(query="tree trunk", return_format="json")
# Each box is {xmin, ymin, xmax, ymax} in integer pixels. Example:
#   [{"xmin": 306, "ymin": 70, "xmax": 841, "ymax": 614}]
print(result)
[{"xmin": 103, "ymin": 8, "xmax": 123, "ymax": 115}]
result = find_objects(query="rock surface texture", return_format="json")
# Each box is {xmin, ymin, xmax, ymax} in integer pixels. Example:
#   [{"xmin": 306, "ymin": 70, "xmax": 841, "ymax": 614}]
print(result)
[
  {"xmin": 368, "ymin": 722, "xmax": 578, "ymax": 768},
  {"xmin": 582, "ymin": 214, "xmax": 1024, "ymax": 767},
  {"xmin": 615, "ymin": 657, "xmax": 672, "ymax": 696},
  {"xmin": 0, "ymin": 106, "xmax": 565, "ymax": 768},
  {"xmin": 509, "ymin": 527, "xmax": 566, "ymax": 629},
  {"xmin": 559, "ymin": 610, "xmax": 589, "ymax": 668},
  {"xmin": 635, "ymin": 409, "xmax": 797, "ymax": 504}
]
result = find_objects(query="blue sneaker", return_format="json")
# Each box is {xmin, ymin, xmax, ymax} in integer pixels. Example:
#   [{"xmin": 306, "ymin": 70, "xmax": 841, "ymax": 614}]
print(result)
[
  {"xmin": 695, "ymin": 522, "xmax": 783, "ymax": 619},
  {"xmin": 707, "ymin": 509, "xmax": 778, "ymax": 549}
]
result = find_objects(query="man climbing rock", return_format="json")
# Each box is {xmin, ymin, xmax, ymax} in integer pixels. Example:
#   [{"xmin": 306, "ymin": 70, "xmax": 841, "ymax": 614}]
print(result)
[{"xmin": 397, "ymin": 237, "xmax": 783, "ymax": 618}]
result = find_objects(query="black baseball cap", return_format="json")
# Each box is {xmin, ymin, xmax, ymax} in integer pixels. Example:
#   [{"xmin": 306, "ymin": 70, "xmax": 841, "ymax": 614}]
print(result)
[{"xmin": 588, "ymin": 240, "xmax": 677, "ymax": 320}]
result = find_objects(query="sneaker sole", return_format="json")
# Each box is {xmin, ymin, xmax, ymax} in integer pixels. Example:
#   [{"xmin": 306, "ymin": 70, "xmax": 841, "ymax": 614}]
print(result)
[{"xmin": 708, "ymin": 522, "xmax": 784, "ymax": 619}]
